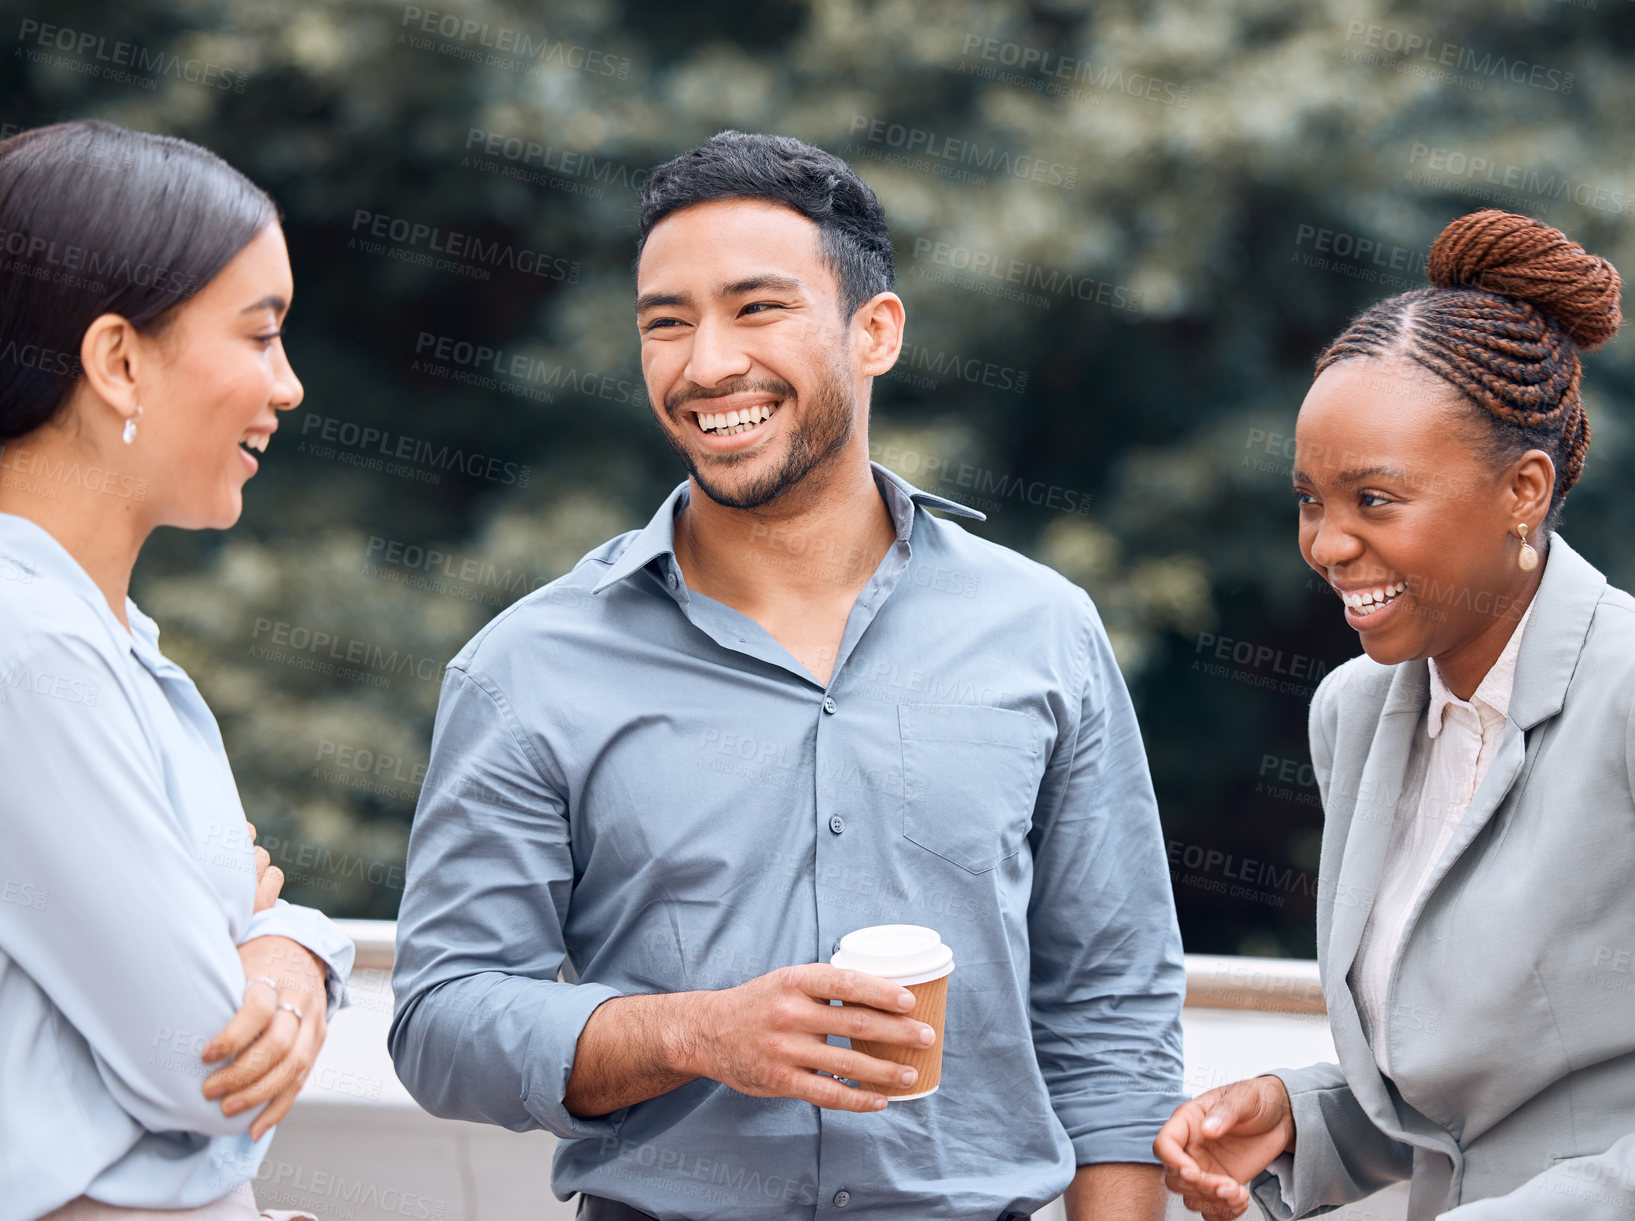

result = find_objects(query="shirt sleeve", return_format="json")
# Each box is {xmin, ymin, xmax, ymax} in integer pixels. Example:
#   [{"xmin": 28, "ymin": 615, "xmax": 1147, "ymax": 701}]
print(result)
[
  {"xmin": 388, "ymin": 664, "xmax": 625, "ymax": 1138},
  {"xmin": 0, "ymin": 631, "xmax": 261, "ymax": 1138},
  {"xmin": 244, "ymin": 898, "xmax": 355, "ymax": 1020},
  {"xmin": 1025, "ymin": 591, "xmax": 1187, "ymax": 1164}
]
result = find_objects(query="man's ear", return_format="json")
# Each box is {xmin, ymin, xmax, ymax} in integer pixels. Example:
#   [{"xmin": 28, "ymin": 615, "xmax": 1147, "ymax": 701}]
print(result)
[{"xmin": 852, "ymin": 292, "xmax": 906, "ymax": 379}]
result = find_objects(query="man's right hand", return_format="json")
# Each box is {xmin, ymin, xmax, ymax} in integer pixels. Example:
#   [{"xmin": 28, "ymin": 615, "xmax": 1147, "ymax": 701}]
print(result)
[
  {"xmin": 682, "ymin": 963, "xmax": 935, "ymax": 1112},
  {"xmin": 1153, "ymin": 1075, "xmax": 1296, "ymax": 1220}
]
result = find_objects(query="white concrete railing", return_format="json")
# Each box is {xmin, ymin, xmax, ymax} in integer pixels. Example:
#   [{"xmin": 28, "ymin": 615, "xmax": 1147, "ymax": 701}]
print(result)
[
  {"xmin": 260, "ymin": 922, "xmax": 1405, "ymax": 1221},
  {"xmin": 337, "ymin": 920, "xmax": 1328, "ymax": 1010}
]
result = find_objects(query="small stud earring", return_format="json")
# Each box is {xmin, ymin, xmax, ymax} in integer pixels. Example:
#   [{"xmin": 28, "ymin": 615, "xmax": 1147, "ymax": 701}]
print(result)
[
  {"xmin": 1516, "ymin": 522, "xmax": 1539, "ymax": 572},
  {"xmin": 122, "ymin": 403, "xmax": 143, "ymax": 446}
]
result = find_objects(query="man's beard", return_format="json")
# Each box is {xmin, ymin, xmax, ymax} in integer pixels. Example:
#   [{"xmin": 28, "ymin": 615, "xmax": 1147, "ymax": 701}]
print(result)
[{"xmin": 658, "ymin": 366, "xmax": 856, "ymax": 511}]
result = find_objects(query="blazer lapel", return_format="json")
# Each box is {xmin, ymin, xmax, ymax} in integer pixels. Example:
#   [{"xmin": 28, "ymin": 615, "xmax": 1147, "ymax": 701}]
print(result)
[
  {"xmin": 1328, "ymin": 661, "xmax": 1429, "ymax": 989},
  {"xmin": 1316, "ymin": 661, "xmax": 1430, "ymax": 1138},
  {"xmin": 1507, "ymin": 533, "xmax": 1605, "ymax": 732},
  {"xmin": 1407, "ymin": 721, "xmax": 1525, "ymax": 924},
  {"xmin": 1386, "ymin": 531, "xmax": 1605, "ymax": 970}
]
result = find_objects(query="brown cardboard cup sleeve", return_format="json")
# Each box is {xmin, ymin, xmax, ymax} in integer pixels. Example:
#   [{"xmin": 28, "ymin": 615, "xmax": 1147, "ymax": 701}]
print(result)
[{"xmin": 829, "ymin": 924, "xmax": 955, "ymax": 1101}]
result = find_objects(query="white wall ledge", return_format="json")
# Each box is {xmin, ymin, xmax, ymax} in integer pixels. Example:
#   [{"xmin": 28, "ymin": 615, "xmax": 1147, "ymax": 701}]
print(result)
[{"xmin": 333, "ymin": 919, "xmax": 1325, "ymax": 1013}]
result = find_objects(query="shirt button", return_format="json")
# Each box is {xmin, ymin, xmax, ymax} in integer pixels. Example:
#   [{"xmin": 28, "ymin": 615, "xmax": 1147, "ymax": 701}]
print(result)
[
  {"xmin": 667, "ymin": 571, "xmax": 679, "ymax": 589},
  {"xmin": 828, "ymin": 814, "xmax": 845, "ymax": 834},
  {"xmin": 833, "ymin": 1190, "xmax": 851, "ymax": 1207},
  {"xmin": 822, "ymin": 696, "xmax": 837, "ymax": 715},
  {"xmin": 831, "ymin": 938, "xmax": 841, "ymax": 955}
]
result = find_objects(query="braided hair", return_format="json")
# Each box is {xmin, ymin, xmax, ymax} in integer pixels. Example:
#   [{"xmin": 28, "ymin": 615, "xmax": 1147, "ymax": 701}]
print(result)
[{"xmin": 1316, "ymin": 209, "xmax": 1622, "ymax": 533}]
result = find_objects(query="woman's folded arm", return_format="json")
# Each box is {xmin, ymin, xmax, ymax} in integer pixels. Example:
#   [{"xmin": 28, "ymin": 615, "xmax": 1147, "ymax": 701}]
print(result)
[{"xmin": 0, "ymin": 630, "xmax": 261, "ymax": 1137}]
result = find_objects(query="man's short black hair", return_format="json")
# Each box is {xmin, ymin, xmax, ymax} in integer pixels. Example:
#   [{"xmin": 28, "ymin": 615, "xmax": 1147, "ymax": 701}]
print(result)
[{"xmin": 637, "ymin": 130, "xmax": 895, "ymax": 319}]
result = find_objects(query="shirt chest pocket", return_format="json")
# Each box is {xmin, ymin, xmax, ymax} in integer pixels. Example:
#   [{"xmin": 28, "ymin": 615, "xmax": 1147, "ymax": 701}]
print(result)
[{"xmin": 898, "ymin": 702, "xmax": 1043, "ymax": 874}]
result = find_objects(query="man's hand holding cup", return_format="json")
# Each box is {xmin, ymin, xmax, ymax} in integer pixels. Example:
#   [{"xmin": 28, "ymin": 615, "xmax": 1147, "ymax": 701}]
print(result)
[
  {"xmin": 687, "ymin": 961, "xmax": 934, "ymax": 1112},
  {"xmin": 686, "ymin": 925, "xmax": 955, "ymax": 1113}
]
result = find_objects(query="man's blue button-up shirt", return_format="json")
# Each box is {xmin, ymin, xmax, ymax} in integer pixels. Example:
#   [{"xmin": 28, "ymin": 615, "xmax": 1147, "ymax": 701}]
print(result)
[{"xmin": 390, "ymin": 463, "xmax": 1185, "ymax": 1219}]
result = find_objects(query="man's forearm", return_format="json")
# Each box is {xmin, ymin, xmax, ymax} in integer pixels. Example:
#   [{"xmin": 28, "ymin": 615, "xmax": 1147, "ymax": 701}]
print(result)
[
  {"xmin": 562, "ymin": 990, "xmax": 711, "ymax": 1118},
  {"xmin": 1063, "ymin": 1161, "xmax": 1168, "ymax": 1221}
]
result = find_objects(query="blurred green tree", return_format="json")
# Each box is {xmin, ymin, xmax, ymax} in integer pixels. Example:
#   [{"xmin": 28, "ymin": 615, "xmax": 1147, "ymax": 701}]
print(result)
[{"xmin": 3, "ymin": 0, "xmax": 1630, "ymax": 953}]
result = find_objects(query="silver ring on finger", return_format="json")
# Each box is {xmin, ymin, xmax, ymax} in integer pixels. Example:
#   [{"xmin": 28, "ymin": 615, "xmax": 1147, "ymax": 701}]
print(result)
[
  {"xmin": 253, "ymin": 975, "xmax": 279, "ymax": 994},
  {"xmin": 278, "ymin": 1001, "xmax": 304, "ymax": 1022}
]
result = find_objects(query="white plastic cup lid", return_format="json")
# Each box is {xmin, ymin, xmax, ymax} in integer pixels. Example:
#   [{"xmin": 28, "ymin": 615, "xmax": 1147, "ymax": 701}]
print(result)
[{"xmin": 829, "ymin": 924, "xmax": 954, "ymax": 985}]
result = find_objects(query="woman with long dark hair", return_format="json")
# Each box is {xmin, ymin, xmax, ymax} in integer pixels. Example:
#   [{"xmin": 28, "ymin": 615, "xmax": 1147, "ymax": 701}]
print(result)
[
  {"xmin": 0, "ymin": 121, "xmax": 352, "ymax": 1220},
  {"xmin": 1156, "ymin": 210, "xmax": 1633, "ymax": 1220}
]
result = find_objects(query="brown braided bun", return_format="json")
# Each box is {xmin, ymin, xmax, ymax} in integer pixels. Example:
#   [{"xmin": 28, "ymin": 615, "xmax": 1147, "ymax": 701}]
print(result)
[
  {"xmin": 1316, "ymin": 209, "xmax": 1623, "ymax": 521},
  {"xmin": 1428, "ymin": 209, "xmax": 1622, "ymax": 349}
]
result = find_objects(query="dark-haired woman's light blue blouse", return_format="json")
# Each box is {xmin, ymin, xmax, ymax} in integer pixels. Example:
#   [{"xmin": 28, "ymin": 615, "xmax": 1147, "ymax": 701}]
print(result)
[{"xmin": 0, "ymin": 512, "xmax": 354, "ymax": 1220}]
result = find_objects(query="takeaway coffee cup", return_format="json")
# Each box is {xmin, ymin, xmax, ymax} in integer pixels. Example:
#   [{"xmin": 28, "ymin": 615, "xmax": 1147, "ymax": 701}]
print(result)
[{"xmin": 829, "ymin": 924, "xmax": 954, "ymax": 1101}]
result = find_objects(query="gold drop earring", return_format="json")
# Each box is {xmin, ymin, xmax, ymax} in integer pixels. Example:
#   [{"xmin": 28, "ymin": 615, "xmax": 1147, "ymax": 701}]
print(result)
[{"xmin": 1515, "ymin": 522, "xmax": 1539, "ymax": 572}]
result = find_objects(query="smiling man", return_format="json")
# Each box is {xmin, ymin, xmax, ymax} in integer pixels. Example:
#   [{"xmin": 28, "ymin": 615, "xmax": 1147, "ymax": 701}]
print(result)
[{"xmin": 390, "ymin": 131, "xmax": 1185, "ymax": 1221}]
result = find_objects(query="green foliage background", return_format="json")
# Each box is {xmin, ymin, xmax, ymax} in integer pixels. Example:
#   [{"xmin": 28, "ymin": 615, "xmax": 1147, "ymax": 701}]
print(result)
[{"xmin": 5, "ymin": 0, "xmax": 1632, "ymax": 955}]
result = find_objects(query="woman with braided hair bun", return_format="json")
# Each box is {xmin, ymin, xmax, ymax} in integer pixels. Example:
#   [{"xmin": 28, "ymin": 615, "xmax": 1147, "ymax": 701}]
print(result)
[{"xmin": 1155, "ymin": 209, "xmax": 1635, "ymax": 1221}]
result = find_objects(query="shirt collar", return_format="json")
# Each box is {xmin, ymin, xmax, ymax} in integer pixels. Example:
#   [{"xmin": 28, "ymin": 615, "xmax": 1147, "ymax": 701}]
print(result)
[
  {"xmin": 590, "ymin": 461, "xmax": 984, "ymax": 596},
  {"xmin": 0, "ymin": 510, "xmax": 162, "ymax": 662},
  {"xmin": 1426, "ymin": 596, "xmax": 1536, "ymax": 737}
]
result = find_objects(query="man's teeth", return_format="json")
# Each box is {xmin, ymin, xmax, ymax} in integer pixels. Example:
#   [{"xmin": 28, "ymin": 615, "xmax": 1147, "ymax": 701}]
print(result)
[
  {"xmin": 240, "ymin": 433, "xmax": 269, "ymax": 453},
  {"xmin": 1342, "ymin": 580, "xmax": 1407, "ymax": 615},
  {"xmin": 698, "ymin": 403, "xmax": 777, "ymax": 435}
]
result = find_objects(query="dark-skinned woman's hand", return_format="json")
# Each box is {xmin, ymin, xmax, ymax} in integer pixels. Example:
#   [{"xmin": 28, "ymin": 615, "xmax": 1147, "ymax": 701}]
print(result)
[{"xmin": 1154, "ymin": 1076, "xmax": 1297, "ymax": 1219}]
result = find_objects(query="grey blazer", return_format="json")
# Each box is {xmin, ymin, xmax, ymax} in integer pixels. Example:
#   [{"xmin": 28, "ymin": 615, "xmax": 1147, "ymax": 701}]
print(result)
[{"xmin": 1250, "ymin": 534, "xmax": 1635, "ymax": 1221}]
